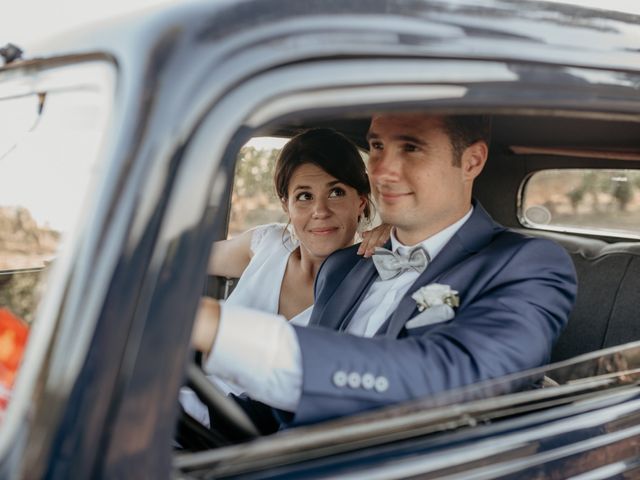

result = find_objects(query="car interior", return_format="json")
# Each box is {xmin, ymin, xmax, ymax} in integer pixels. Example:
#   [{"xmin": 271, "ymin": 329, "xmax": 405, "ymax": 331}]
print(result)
[
  {"xmin": 210, "ymin": 112, "xmax": 640, "ymax": 364},
  {"xmin": 173, "ymin": 109, "xmax": 640, "ymax": 460}
]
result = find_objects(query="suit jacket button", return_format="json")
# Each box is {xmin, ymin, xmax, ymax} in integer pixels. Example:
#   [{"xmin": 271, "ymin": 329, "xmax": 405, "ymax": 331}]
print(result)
[
  {"xmin": 361, "ymin": 373, "xmax": 375, "ymax": 390},
  {"xmin": 333, "ymin": 370, "xmax": 348, "ymax": 387},
  {"xmin": 347, "ymin": 372, "xmax": 361, "ymax": 389},
  {"xmin": 375, "ymin": 376, "xmax": 389, "ymax": 393}
]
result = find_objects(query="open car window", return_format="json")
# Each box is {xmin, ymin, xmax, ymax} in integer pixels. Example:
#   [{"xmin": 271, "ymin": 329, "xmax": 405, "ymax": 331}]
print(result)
[{"xmin": 228, "ymin": 137, "xmax": 288, "ymax": 237}]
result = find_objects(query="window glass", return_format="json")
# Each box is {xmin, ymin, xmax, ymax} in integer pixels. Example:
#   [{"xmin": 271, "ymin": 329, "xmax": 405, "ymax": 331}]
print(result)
[
  {"xmin": 228, "ymin": 136, "xmax": 373, "ymax": 238},
  {"xmin": 228, "ymin": 137, "xmax": 289, "ymax": 237},
  {"xmin": 521, "ymin": 169, "xmax": 640, "ymax": 238},
  {"xmin": 0, "ymin": 62, "xmax": 113, "ymax": 411}
]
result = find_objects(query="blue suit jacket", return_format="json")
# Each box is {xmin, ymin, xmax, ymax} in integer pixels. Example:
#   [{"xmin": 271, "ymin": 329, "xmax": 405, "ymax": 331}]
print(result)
[{"xmin": 290, "ymin": 202, "xmax": 577, "ymax": 425}]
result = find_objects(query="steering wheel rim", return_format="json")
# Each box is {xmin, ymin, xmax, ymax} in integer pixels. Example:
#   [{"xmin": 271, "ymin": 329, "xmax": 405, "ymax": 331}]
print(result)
[
  {"xmin": 175, "ymin": 359, "xmax": 260, "ymax": 451},
  {"xmin": 186, "ymin": 362, "xmax": 260, "ymax": 438}
]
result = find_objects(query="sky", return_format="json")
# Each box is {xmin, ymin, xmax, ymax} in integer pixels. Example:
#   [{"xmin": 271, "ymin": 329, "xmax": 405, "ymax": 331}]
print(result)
[
  {"xmin": 0, "ymin": 0, "xmax": 176, "ymax": 49},
  {"xmin": 2, "ymin": 0, "xmax": 640, "ymax": 49}
]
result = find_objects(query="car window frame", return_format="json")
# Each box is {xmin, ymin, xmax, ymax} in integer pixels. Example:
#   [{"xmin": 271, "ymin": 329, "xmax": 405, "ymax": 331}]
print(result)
[
  {"xmin": 15, "ymin": 52, "xmax": 640, "ymax": 474},
  {"xmin": 150, "ymin": 56, "xmax": 640, "ymax": 466}
]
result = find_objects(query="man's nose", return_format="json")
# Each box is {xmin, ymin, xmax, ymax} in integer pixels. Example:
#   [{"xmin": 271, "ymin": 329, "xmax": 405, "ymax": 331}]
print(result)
[{"xmin": 369, "ymin": 149, "xmax": 400, "ymax": 182}]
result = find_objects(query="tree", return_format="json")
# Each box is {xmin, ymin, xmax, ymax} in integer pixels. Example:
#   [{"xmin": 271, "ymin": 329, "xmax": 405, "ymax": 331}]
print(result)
[
  {"xmin": 229, "ymin": 147, "xmax": 285, "ymax": 235},
  {"xmin": 612, "ymin": 179, "xmax": 633, "ymax": 212}
]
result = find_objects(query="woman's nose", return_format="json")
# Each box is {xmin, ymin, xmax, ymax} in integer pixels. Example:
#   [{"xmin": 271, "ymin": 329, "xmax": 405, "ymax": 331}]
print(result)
[{"xmin": 312, "ymin": 199, "xmax": 331, "ymax": 218}]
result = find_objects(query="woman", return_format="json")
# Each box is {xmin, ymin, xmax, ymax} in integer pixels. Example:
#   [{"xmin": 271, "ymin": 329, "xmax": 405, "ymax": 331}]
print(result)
[
  {"xmin": 208, "ymin": 128, "xmax": 386, "ymax": 326},
  {"xmin": 182, "ymin": 128, "xmax": 389, "ymax": 425}
]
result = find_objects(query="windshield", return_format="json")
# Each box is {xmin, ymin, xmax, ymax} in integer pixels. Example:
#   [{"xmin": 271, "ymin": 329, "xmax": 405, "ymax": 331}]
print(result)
[{"xmin": 0, "ymin": 60, "xmax": 114, "ymax": 418}]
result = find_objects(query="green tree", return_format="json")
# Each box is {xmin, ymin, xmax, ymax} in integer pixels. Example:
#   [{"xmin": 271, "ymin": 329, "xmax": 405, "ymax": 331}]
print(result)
[
  {"xmin": 567, "ymin": 186, "xmax": 585, "ymax": 213},
  {"xmin": 229, "ymin": 147, "xmax": 285, "ymax": 235},
  {"xmin": 612, "ymin": 179, "xmax": 633, "ymax": 211}
]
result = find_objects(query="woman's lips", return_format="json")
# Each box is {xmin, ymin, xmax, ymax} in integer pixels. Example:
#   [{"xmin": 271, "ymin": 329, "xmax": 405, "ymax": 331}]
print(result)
[{"xmin": 309, "ymin": 227, "xmax": 339, "ymax": 235}]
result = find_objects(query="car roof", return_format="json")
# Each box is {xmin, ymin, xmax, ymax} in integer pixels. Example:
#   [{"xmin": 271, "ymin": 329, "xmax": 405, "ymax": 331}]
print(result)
[{"xmin": 17, "ymin": 0, "xmax": 640, "ymax": 68}]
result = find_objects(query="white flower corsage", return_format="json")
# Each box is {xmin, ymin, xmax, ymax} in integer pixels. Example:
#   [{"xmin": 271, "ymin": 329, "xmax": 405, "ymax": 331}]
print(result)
[{"xmin": 411, "ymin": 283, "xmax": 460, "ymax": 312}]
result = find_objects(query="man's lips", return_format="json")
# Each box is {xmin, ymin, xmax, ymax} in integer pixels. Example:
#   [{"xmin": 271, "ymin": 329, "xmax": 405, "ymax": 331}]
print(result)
[{"xmin": 379, "ymin": 191, "xmax": 412, "ymax": 202}]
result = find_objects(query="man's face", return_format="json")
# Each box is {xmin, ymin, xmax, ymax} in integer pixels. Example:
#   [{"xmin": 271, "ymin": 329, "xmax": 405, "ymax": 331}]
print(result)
[{"xmin": 367, "ymin": 114, "xmax": 482, "ymax": 245}]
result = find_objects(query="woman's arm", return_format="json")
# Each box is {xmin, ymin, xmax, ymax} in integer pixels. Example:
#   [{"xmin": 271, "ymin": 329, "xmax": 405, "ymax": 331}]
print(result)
[{"xmin": 207, "ymin": 229, "xmax": 255, "ymax": 278}]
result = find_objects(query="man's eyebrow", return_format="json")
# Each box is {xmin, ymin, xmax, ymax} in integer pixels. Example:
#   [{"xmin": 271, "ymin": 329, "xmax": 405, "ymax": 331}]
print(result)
[
  {"xmin": 365, "ymin": 132, "xmax": 428, "ymax": 146},
  {"xmin": 394, "ymin": 134, "xmax": 428, "ymax": 146}
]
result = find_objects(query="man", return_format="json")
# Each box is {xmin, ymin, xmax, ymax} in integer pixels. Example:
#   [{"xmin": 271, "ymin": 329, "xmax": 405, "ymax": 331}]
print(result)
[{"xmin": 192, "ymin": 113, "xmax": 577, "ymax": 426}]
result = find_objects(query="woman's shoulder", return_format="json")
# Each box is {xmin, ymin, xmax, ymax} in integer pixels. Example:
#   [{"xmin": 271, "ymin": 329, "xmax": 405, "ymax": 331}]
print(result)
[{"xmin": 249, "ymin": 222, "xmax": 294, "ymax": 254}]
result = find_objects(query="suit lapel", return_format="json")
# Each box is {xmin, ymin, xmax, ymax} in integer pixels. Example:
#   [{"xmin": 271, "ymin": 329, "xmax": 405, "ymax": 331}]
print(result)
[
  {"xmin": 309, "ymin": 245, "xmax": 384, "ymax": 331},
  {"xmin": 382, "ymin": 201, "xmax": 503, "ymax": 338},
  {"xmin": 383, "ymin": 235, "xmax": 469, "ymax": 337}
]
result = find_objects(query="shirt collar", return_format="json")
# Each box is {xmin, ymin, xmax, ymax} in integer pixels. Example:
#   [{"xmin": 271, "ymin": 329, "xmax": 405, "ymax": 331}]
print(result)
[{"xmin": 390, "ymin": 206, "xmax": 474, "ymax": 259}]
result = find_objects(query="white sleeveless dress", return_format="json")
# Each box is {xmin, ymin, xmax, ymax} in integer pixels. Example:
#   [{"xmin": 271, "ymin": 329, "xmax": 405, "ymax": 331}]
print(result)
[
  {"xmin": 180, "ymin": 224, "xmax": 311, "ymax": 427},
  {"xmin": 223, "ymin": 223, "xmax": 312, "ymax": 326}
]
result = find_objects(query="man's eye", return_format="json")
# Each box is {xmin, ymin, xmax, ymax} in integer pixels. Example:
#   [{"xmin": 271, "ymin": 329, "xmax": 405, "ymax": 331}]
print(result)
[
  {"xmin": 403, "ymin": 143, "xmax": 419, "ymax": 152},
  {"xmin": 295, "ymin": 192, "xmax": 312, "ymax": 201},
  {"xmin": 369, "ymin": 141, "xmax": 383, "ymax": 150},
  {"xmin": 329, "ymin": 187, "xmax": 346, "ymax": 198}
]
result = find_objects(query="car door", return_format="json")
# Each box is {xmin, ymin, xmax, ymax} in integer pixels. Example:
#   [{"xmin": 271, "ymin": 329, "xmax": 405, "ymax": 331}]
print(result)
[{"xmin": 4, "ymin": 1, "xmax": 640, "ymax": 478}]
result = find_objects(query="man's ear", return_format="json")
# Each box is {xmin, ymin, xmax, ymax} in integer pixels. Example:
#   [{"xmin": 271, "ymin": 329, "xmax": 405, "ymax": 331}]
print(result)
[{"xmin": 462, "ymin": 141, "xmax": 488, "ymax": 181}]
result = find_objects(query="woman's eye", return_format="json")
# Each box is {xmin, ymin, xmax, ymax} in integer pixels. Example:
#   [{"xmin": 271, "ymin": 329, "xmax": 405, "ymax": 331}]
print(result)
[
  {"xmin": 329, "ymin": 187, "xmax": 346, "ymax": 198},
  {"xmin": 369, "ymin": 141, "xmax": 383, "ymax": 150},
  {"xmin": 295, "ymin": 192, "xmax": 312, "ymax": 201}
]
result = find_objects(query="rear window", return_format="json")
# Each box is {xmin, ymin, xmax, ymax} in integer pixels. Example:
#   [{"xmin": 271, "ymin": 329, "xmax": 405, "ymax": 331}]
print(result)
[
  {"xmin": 228, "ymin": 137, "xmax": 288, "ymax": 238},
  {"xmin": 521, "ymin": 169, "xmax": 640, "ymax": 238},
  {"xmin": 228, "ymin": 136, "xmax": 372, "ymax": 238}
]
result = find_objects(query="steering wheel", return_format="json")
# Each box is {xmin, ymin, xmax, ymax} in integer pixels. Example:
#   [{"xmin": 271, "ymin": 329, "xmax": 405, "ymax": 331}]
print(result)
[{"xmin": 175, "ymin": 360, "xmax": 260, "ymax": 450}]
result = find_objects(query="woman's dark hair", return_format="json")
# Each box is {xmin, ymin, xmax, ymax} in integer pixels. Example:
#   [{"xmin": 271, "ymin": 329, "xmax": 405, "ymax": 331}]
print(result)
[{"xmin": 274, "ymin": 128, "xmax": 372, "ymax": 220}]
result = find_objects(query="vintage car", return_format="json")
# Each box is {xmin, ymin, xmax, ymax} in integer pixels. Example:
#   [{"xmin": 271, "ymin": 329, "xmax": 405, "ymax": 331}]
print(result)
[{"xmin": 1, "ymin": 0, "xmax": 640, "ymax": 478}]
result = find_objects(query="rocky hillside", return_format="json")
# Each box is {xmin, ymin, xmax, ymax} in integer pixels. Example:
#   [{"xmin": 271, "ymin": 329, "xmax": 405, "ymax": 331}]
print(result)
[{"xmin": 0, "ymin": 207, "xmax": 59, "ymax": 270}]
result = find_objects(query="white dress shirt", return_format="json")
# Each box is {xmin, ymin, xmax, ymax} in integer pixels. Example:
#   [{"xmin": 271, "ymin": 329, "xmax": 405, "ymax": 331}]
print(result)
[{"xmin": 205, "ymin": 208, "xmax": 473, "ymax": 412}]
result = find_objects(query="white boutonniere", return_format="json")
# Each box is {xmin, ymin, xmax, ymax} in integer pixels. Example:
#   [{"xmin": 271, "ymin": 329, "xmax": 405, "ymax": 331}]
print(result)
[{"xmin": 411, "ymin": 283, "xmax": 460, "ymax": 312}]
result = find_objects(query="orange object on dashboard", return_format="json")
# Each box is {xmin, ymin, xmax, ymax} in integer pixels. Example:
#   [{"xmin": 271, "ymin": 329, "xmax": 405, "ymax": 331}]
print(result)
[{"xmin": 0, "ymin": 308, "xmax": 29, "ymax": 393}]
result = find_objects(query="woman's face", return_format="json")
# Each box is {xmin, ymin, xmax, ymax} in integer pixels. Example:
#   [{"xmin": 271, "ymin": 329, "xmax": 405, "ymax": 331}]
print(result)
[{"xmin": 283, "ymin": 163, "xmax": 367, "ymax": 260}]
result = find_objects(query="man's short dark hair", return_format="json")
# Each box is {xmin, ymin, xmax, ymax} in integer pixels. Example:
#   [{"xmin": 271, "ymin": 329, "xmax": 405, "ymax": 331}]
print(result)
[{"xmin": 441, "ymin": 115, "xmax": 492, "ymax": 166}]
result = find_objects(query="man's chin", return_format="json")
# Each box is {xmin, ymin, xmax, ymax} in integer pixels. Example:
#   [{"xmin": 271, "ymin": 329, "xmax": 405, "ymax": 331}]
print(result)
[{"xmin": 379, "ymin": 209, "xmax": 406, "ymax": 226}]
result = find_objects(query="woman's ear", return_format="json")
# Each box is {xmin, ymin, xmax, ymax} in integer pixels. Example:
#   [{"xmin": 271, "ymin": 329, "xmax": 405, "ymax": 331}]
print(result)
[
  {"xmin": 461, "ymin": 141, "xmax": 488, "ymax": 181},
  {"xmin": 358, "ymin": 195, "xmax": 368, "ymax": 216},
  {"xmin": 281, "ymin": 197, "xmax": 289, "ymax": 214}
]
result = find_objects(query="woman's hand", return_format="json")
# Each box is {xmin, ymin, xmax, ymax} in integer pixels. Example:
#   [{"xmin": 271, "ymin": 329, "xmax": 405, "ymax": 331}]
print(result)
[
  {"xmin": 357, "ymin": 223, "xmax": 392, "ymax": 257},
  {"xmin": 191, "ymin": 297, "xmax": 221, "ymax": 354}
]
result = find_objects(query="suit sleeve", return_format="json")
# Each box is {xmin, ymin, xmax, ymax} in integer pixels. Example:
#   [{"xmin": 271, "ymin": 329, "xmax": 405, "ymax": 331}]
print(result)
[{"xmin": 291, "ymin": 237, "xmax": 577, "ymax": 425}]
